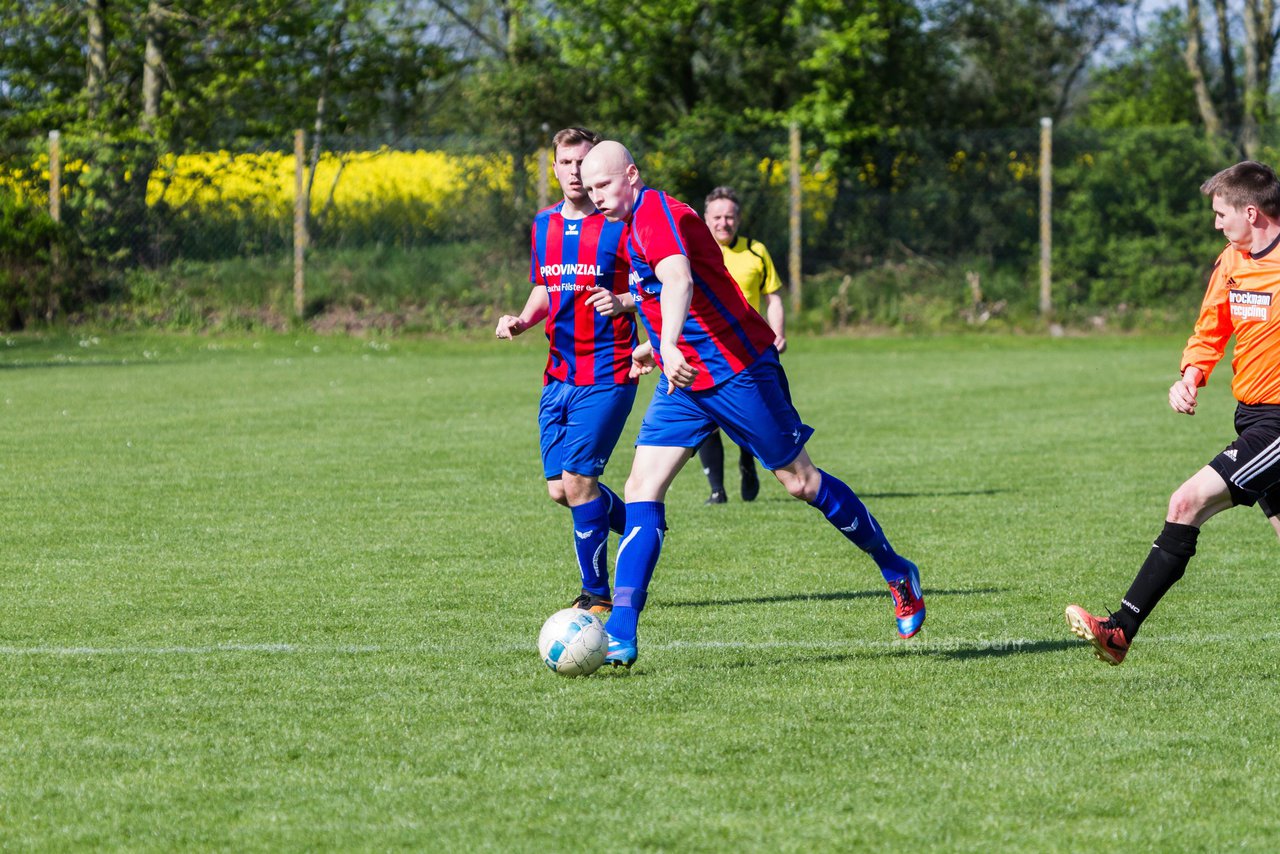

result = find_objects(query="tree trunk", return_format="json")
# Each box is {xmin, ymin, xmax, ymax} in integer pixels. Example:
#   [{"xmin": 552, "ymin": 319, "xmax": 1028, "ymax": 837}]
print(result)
[
  {"xmin": 307, "ymin": 3, "xmax": 346, "ymax": 229},
  {"xmin": 505, "ymin": 0, "xmax": 529, "ymax": 219},
  {"xmin": 1242, "ymin": 0, "xmax": 1278, "ymax": 158},
  {"xmin": 86, "ymin": 0, "xmax": 108, "ymax": 118},
  {"xmin": 1184, "ymin": 0, "xmax": 1224, "ymax": 141},
  {"xmin": 142, "ymin": 0, "xmax": 166, "ymax": 133},
  {"xmin": 1213, "ymin": 0, "xmax": 1240, "ymax": 129},
  {"xmin": 1243, "ymin": 0, "xmax": 1262, "ymax": 157}
]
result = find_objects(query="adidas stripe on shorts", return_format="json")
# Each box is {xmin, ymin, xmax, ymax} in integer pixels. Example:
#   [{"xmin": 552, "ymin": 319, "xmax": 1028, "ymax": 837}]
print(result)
[{"xmin": 1208, "ymin": 402, "xmax": 1280, "ymax": 517}]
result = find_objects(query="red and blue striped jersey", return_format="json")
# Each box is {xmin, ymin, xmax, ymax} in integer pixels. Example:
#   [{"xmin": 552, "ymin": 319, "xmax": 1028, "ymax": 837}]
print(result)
[
  {"xmin": 529, "ymin": 202, "xmax": 637, "ymax": 386},
  {"xmin": 625, "ymin": 187, "xmax": 776, "ymax": 390}
]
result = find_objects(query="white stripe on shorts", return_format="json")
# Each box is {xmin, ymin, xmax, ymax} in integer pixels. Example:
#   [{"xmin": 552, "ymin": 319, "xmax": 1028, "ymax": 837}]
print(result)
[{"xmin": 1230, "ymin": 433, "xmax": 1280, "ymax": 489}]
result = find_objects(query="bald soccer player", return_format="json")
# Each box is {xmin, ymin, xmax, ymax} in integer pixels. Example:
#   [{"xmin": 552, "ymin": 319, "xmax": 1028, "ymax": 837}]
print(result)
[{"xmin": 579, "ymin": 141, "xmax": 923, "ymax": 667}]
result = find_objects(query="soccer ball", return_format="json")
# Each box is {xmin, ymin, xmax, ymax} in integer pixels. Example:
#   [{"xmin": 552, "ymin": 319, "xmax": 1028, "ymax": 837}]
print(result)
[{"xmin": 538, "ymin": 608, "xmax": 607, "ymax": 676}]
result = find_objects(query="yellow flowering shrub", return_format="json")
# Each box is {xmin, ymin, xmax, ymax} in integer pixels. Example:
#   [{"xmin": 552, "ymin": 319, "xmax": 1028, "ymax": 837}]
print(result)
[
  {"xmin": 149, "ymin": 148, "xmax": 512, "ymax": 234},
  {"xmin": 757, "ymin": 157, "xmax": 837, "ymax": 228}
]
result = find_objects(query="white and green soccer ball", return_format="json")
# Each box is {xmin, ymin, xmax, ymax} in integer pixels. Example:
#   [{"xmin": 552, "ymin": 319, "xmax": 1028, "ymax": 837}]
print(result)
[{"xmin": 538, "ymin": 608, "xmax": 607, "ymax": 677}]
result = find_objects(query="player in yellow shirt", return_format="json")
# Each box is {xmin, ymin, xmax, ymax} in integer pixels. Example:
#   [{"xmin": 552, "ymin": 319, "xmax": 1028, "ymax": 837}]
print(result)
[{"xmin": 698, "ymin": 186, "xmax": 788, "ymax": 503}]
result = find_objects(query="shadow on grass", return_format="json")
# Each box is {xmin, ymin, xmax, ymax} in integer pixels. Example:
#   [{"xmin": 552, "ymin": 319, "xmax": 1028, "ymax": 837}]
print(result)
[
  {"xmin": 0, "ymin": 359, "xmax": 169, "ymax": 371},
  {"xmin": 666, "ymin": 587, "xmax": 1002, "ymax": 609},
  {"xmin": 899, "ymin": 637, "xmax": 1080, "ymax": 660},
  {"xmin": 860, "ymin": 488, "xmax": 1010, "ymax": 499},
  {"xmin": 700, "ymin": 488, "xmax": 1010, "ymax": 504},
  {"xmin": 814, "ymin": 638, "xmax": 1080, "ymax": 665},
  {"xmin": 704, "ymin": 638, "xmax": 1081, "ymax": 671}
]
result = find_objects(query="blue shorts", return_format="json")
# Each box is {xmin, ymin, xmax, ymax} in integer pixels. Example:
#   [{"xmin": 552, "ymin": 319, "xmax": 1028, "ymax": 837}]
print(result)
[
  {"xmin": 636, "ymin": 348, "xmax": 814, "ymax": 470},
  {"xmin": 539, "ymin": 381, "xmax": 637, "ymax": 479}
]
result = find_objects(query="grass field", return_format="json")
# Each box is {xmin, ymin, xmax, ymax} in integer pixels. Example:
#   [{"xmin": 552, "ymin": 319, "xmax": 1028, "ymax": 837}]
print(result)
[{"xmin": 2, "ymin": 331, "xmax": 1278, "ymax": 851}]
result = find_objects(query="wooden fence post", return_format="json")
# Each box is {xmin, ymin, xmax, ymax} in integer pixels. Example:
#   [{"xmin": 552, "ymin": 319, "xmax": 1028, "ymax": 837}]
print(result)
[
  {"xmin": 536, "ymin": 146, "xmax": 550, "ymax": 210},
  {"xmin": 788, "ymin": 122, "xmax": 802, "ymax": 315},
  {"xmin": 294, "ymin": 129, "xmax": 308, "ymax": 319},
  {"xmin": 1039, "ymin": 116, "xmax": 1053, "ymax": 318},
  {"xmin": 48, "ymin": 130, "xmax": 61, "ymax": 223},
  {"xmin": 48, "ymin": 129, "xmax": 63, "ymax": 322}
]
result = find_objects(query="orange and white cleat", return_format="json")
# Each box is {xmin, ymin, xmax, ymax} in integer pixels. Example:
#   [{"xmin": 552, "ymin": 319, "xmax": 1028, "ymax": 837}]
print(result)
[{"xmin": 1065, "ymin": 604, "xmax": 1130, "ymax": 666}]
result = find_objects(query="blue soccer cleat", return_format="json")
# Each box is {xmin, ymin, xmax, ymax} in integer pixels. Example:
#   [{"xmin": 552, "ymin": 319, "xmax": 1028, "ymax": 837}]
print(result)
[
  {"xmin": 604, "ymin": 632, "xmax": 637, "ymax": 668},
  {"xmin": 887, "ymin": 561, "xmax": 925, "ymax": 639}
]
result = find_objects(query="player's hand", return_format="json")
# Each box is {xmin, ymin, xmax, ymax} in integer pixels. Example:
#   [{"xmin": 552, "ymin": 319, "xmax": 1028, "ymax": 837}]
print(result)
[
  {"xmin": 629, "ymin": 342, "xmax": 656, "ymax": 379},
  {"xmin": 659, "ymin": 341, "xmax": 697, "ymax": 393},
  {"xmin": 1169, "ymin": 370, "xmax": 1201, "ymax": 415},
  {"xmin": 584, "ymin": 287, "xmax": 621, "ymax": 317},
  {"xmin": 774, "ymin": 333, "xmax": 787, "ymax": 354},
  {"xmin": 495, "ymin": 315, "xmax": 525, "ymax": 339}
]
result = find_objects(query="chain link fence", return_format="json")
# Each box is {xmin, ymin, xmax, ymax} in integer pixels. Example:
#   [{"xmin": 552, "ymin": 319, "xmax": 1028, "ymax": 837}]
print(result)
[{"xmin": 0, "ymin": 123, "xmax": 1250, "ymax": 332}]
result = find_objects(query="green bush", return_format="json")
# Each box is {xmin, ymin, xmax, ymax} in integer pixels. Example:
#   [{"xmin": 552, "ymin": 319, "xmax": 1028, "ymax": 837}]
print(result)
[
  {"xmin": 1054, "ymin": 126, "xmax": 1227, "ymax": 309},
  {"xmin": 78, "ymin": 242, "xmax": 530, "ymax": 333},
  {"xmin": 0, "ymin": 189, "xmax": 73, "ymax": 329}
]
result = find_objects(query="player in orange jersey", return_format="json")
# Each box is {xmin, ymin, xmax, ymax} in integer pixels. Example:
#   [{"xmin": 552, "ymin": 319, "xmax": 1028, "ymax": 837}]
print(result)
[{"xmin": 1067, "ymin": 161, "xmax": 1280, "ymax": 665}]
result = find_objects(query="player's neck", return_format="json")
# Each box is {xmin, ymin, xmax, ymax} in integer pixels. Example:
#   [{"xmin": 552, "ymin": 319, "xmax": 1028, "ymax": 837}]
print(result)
[
  {"xmin": 1249, "ymin": 223, "xmax": 1280, "ymax": 255},
  {"xmin": 561, "ymin": 197, "xmax": 595, "ymax": 219}
]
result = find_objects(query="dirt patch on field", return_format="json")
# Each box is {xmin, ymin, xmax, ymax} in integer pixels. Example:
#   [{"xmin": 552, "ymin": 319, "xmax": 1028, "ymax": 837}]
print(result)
[{"xmin": 308, "ymin": 305, "xmax": 409, "ymax": 334}]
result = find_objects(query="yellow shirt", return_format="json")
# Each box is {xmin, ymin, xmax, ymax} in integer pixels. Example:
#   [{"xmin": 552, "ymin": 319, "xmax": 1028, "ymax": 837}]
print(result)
[{"xmin": 720, "ymin": 236, "xmax": 782, "ymax": 313}]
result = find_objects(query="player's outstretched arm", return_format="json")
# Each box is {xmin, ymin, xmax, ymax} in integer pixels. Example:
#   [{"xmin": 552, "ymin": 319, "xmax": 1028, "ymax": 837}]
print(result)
[
  {"xmin": 1169, "ymin": 366, "xmax": 1204, "ymax": 415},
  {"xmin": 583, "ymin": 286, "xmax": 636, "ymax": 316},
  {"xmin": 654, "ymin": 255, "xmax": 698, "ymax": 392},
  {"xmin": 495, "ymin": 286, "xmax": 549, "ymax": 339}
]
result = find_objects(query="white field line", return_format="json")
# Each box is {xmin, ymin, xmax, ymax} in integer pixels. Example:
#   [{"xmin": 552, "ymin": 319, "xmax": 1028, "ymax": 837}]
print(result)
[
  {"xmin": 0, "ymin": 633, "xmax": 1277, "ymax": 658},
  {"xmin": 0, "ymin": 643, "xmax": 382, "ymax": 656}
]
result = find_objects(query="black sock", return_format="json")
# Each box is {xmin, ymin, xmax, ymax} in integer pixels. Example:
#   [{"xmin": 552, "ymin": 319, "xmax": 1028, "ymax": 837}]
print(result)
[
  {"xmin": 1115, "ymin": 521, "xmax": 1199, "ymax": 639},
  {"xmin": 698, "ymin": 431, "xmax": 725, "ymax": 496},
  {"xmin": 738, "ymin": 446, "xmax": 759, "ymax": 500}
]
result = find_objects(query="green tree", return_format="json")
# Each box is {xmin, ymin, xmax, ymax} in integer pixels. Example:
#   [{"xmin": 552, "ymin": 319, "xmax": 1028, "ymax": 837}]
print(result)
[
  {"xmin": 0, "ymin": 1, "xmax": 456, "ymax": 285},
  {"xmin": 1180, "ymin": 0, "xmax": 1280, "ymax": 158},
  {"xmin": 931, "ymin": 0, "xmax": 1130, "ymax": 127},
  {"xmin": 1080, "ymin": 7, "xmax": 1202, "ymax": 128}
]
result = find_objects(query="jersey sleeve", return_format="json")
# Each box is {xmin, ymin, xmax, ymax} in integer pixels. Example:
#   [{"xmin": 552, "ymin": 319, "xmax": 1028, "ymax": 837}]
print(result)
[
  {"xmin": 1180, "ymin": 253, "xmax": 1234, "ymax": 384},
  {"xmin": 755, "ymin": 240, "xmax": 783, "ymax": 296},
  {"xmin": 631, "ymin": 194, "xmax": 689, "ymax": 269}
]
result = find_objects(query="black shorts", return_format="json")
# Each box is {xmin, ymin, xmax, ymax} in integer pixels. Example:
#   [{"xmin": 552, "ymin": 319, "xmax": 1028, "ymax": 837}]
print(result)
[{"xmin": 1207, "ymin": 403, "xmax": 1280, "ymax": 517}]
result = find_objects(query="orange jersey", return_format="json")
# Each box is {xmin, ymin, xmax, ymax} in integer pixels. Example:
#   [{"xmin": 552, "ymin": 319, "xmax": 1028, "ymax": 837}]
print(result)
[{"xmin": 1182, "ymin": 238, "xmax": 1280, "ymax": 404}]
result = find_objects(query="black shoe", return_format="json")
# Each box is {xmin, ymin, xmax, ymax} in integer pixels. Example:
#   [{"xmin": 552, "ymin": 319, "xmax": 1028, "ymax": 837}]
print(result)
[
  {"xmin": 739, "ymin": 461, "xmax": 759, "ymax": 502},
  {"xmin": 705, "ymin": 490, "xmax": 727, "ymax": 505}
]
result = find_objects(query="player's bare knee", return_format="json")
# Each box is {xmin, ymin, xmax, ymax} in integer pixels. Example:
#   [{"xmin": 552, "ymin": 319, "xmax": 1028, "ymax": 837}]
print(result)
[
  {"xmin": 1167, "ymin": 483, "xmax": 1215, "ymax": 525},
  {"xmin": 794, "ymin": 477, "xmax": 821, "ymax": 503},
  {"xmin": 561, "ymin": 472, "xmax": 599, "ymax": 506},
  {"xmin": 774, "ymin": 469, "xmax": 817, "ymax": 502},
  {"xmin": 546, "ymin": 479, "xmax": 568, "ymax": 506},
  {"xmin": 624, "ymin": 473, "xmax": 649, "ymax": 500}
]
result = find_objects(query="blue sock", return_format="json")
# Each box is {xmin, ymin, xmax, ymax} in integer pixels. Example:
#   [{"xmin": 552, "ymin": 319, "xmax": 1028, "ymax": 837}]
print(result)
[
  {"xmin": 570, "ymin": 495, "xmax": 611, "ymax": 597},
  {"xmin": 606, "ymin": 501, "xmax": 666, "ymax": 641},
  {"xmin": 598, "ymin": 482, "xmax": 626, "ymax": 535},
  {"xmin": 809, "ymin": 470, "xmax": 911, "ymax": 582}
]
